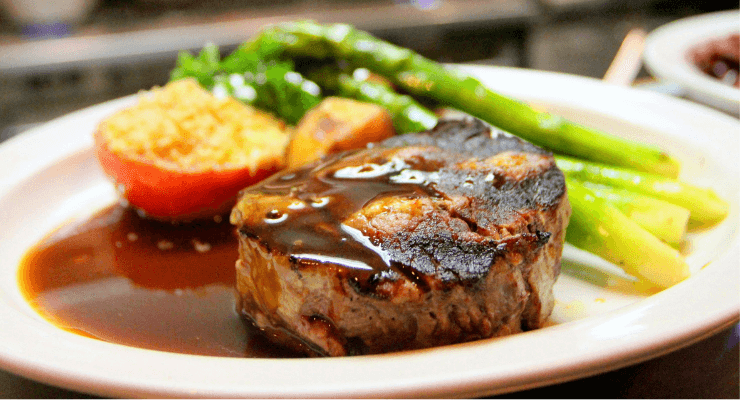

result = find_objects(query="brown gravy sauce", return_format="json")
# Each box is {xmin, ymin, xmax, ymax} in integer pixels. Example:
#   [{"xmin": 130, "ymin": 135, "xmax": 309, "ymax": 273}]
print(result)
[
  {"xmin": 18, "ymin": 205, "xmax": 300, "ymax": 358},
  {"xmin": 18, "ymin": 149, "xmax": 443, "ymax": 357}
]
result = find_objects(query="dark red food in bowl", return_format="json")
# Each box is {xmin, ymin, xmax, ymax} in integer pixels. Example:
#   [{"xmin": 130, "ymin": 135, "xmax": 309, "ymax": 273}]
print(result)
[{"xmin": 688, "ymin": 33, "xmax": 739, "ymax": 88}]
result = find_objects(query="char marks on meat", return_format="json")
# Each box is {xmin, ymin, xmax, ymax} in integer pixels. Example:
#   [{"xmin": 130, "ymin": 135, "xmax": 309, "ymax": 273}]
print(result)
[{"xmin": 230, "ymin": 119, "xmax": 571, "ymax": 356}]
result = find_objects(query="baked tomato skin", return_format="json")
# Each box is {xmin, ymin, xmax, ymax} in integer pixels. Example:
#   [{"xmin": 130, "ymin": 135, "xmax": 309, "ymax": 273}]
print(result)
[{"xmin": 94, "ymin": 130, "xmax": 280, "ymax": 221}]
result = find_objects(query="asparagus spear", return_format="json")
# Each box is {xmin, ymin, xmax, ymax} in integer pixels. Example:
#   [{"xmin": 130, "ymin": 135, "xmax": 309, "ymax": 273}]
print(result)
[
  {"xmin": 565, "ymin": 179, "xmax": 690, "ymax": 289},
  {"xmin": 576, "ymin": 180, "xmax": 690, "ymax": 246},
  {"xmin": 227, "ymin": 20, "xmax": 681, "ymax": 177},
  {"xmin": 308, "ymin": 67, "xmax": 438, "ymax": 133},
  {"xmin": 171, "ymin": 44, "xmax": 322, "ymax": 125},
  {"xmin": 557, "ymin": 156, "xmax": 729, "ymax": 225}
]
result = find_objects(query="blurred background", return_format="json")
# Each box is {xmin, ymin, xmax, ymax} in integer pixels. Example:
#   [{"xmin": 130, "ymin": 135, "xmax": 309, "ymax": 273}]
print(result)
[{"xmin": 0, "ymin": 0, "xmax": 737, "ymax": 141}]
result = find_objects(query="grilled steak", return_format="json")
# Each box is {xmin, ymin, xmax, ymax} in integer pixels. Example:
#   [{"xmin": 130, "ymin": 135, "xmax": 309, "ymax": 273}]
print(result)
[{"xmin": 230, "ymin": 119, "xmax": 570, "ymax": 356}]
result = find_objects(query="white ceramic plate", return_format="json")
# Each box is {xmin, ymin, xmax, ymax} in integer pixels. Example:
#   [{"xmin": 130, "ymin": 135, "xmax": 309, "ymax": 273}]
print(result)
[
  {"xmin": 643, "ymin": 10, "xmax": 740, "ymax": 115},
  {"xmin": 0, "ymin": 66, "xmax": 738, "ymax": 398}
]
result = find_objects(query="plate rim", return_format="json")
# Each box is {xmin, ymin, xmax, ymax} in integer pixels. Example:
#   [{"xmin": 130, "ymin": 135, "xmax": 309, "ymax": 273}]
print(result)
[{"xmin": 0, "ymin": 65, "xmax": 738, "ymax": 398}]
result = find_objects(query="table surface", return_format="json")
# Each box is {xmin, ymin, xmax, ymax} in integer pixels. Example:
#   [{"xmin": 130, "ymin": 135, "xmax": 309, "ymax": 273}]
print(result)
[{"xmin": 1, "ymin": 322, "xmax": 737, "ymax": 398}]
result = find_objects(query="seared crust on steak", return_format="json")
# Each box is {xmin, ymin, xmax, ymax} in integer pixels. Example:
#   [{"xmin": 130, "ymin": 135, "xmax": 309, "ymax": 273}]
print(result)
[{"xmin": 230, "ymin": 119, "xmax": 570, "ymax": 356}]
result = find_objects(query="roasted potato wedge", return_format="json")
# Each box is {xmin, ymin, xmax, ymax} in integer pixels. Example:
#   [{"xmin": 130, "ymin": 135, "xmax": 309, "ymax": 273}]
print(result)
[{"xmin": 286, "ymin": 97, "xmax": 395, "ymax": 168}]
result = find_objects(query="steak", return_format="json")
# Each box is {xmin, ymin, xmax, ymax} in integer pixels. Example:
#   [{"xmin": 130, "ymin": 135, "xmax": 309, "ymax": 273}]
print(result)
[{"xmin": 230, "ymin": 118, "xmax": 570, "ymax": 356}]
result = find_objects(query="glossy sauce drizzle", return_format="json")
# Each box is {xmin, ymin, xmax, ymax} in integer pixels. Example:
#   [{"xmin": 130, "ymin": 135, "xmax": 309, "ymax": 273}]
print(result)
[
  {"xmin": 235, "ymin": 149, "xmax": 443, "ymax": 287},
  {"xmin": 18, "ymin": 205, "xmax": 300, "ymax": 358}
]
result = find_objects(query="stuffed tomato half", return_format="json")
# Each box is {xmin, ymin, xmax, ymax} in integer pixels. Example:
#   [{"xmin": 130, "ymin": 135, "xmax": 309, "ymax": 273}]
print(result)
[{"xmin": 94, "ymin": 79, "xmax": 290, "ymax": 221}]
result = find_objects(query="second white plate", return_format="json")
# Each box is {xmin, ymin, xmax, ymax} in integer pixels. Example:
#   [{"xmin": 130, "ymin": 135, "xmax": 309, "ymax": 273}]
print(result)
[{"xmin": 643, "ymin": 10, "xmax": 740, "ymax": 115}]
